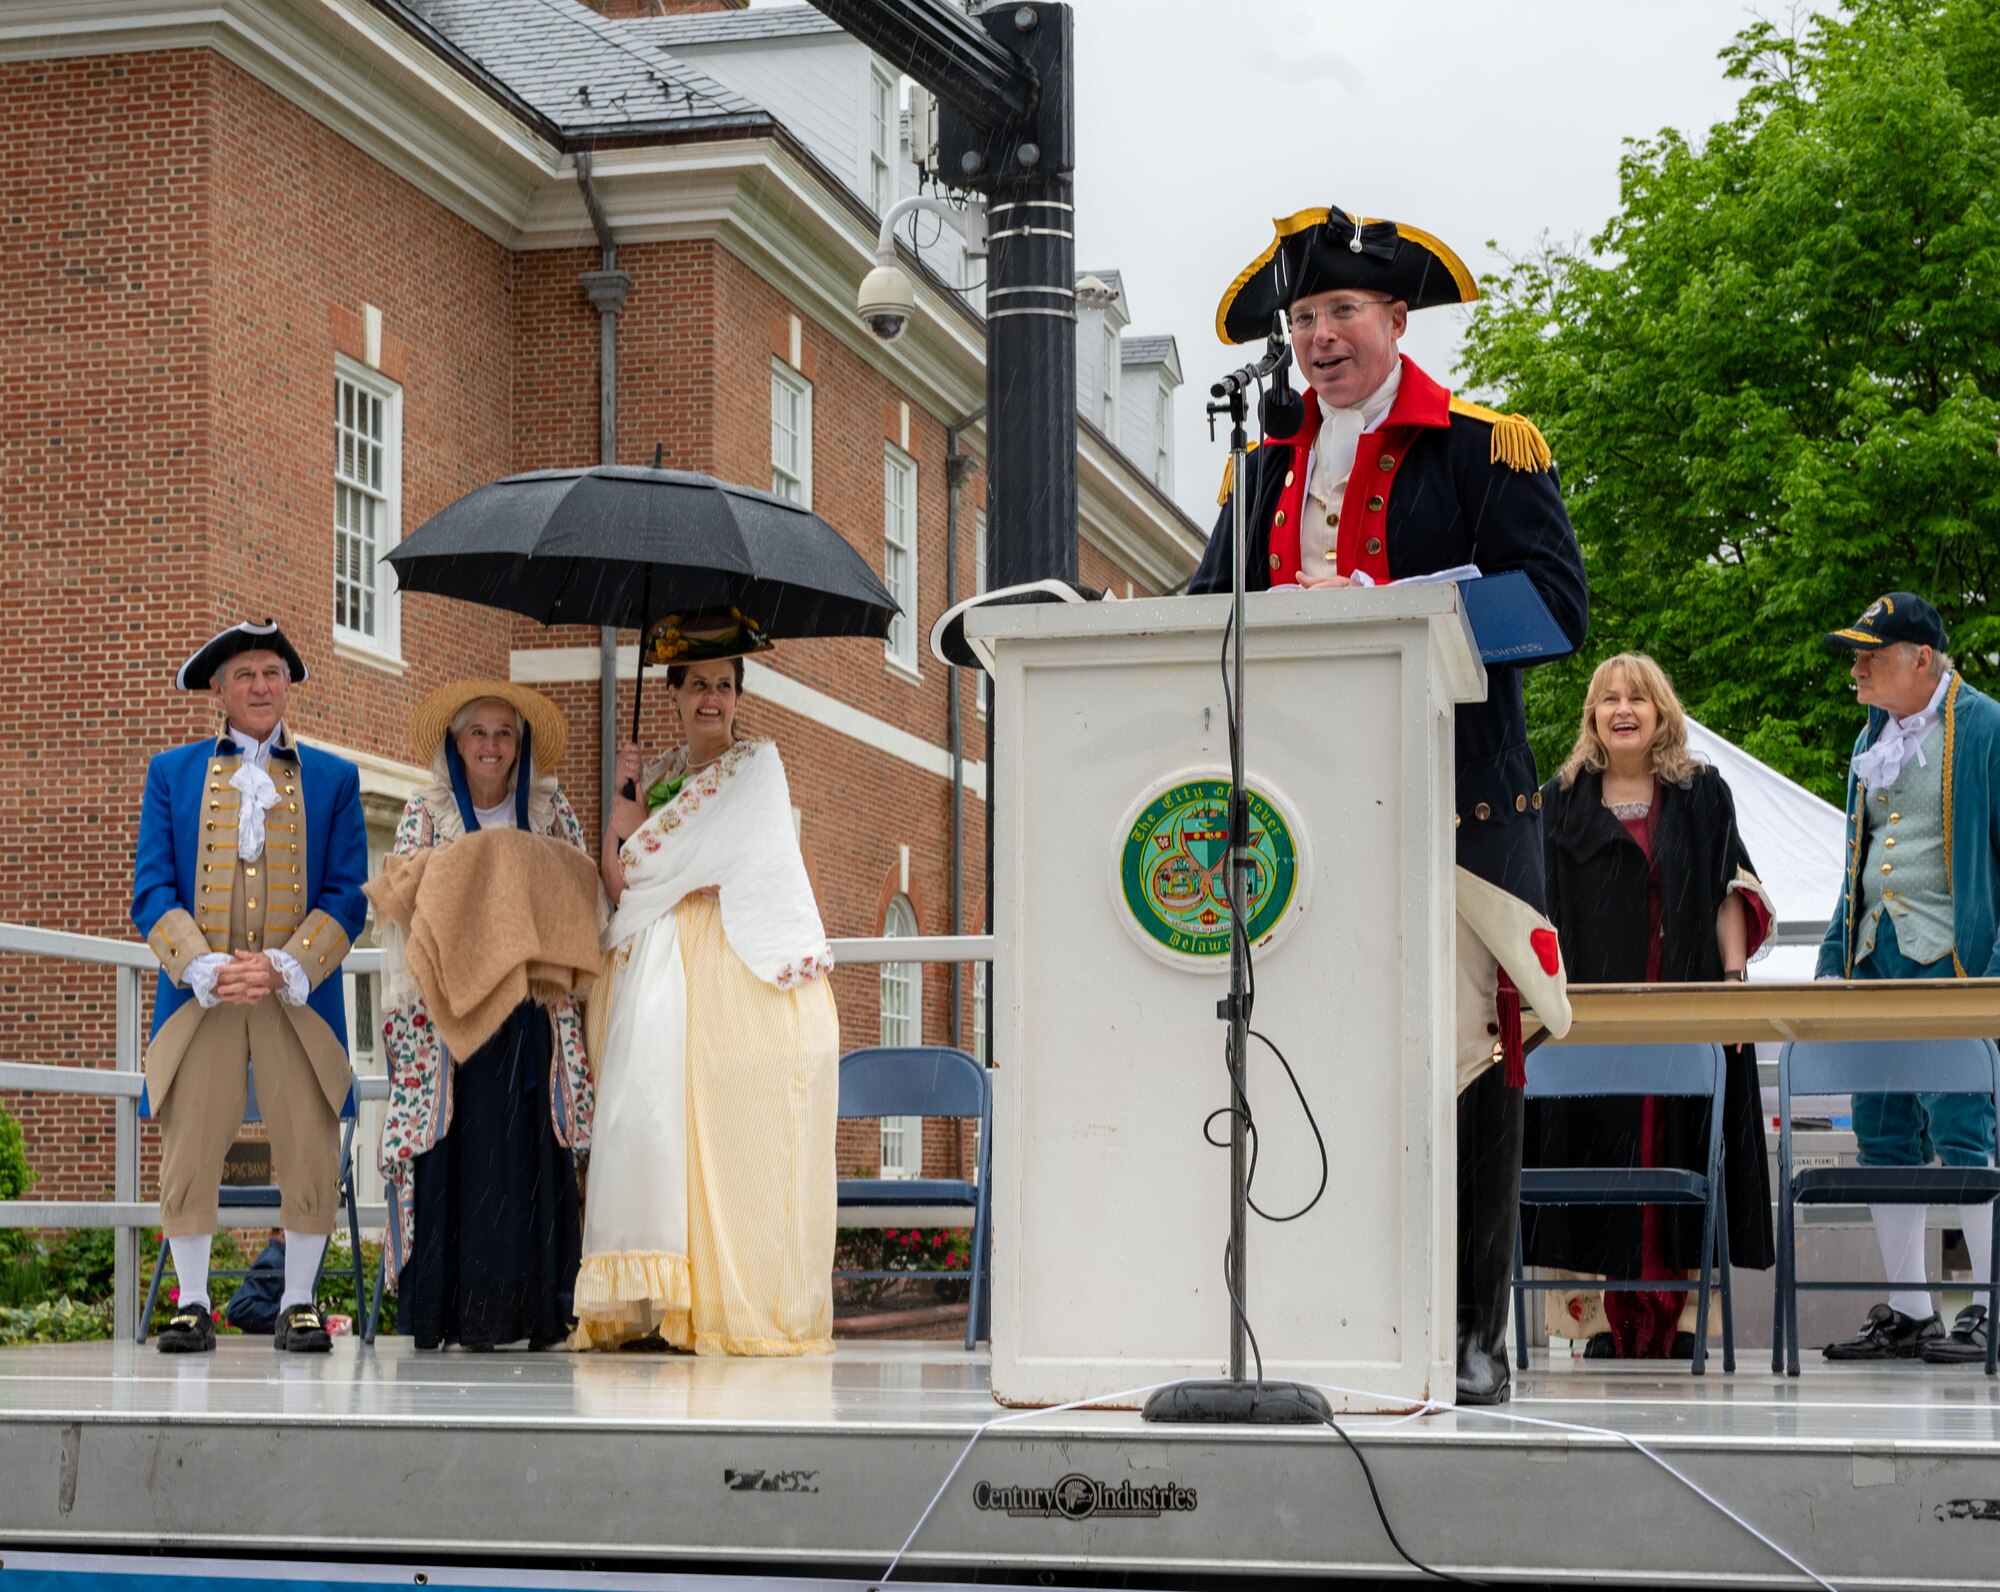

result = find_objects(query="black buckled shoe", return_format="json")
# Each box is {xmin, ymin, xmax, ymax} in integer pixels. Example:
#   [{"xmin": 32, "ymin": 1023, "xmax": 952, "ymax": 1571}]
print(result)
[
  {"xmin": 273, "ymin": 1304, "xmax": 333, "ymax": 1354},
  {"xmin": 1921, "ymin": 1304, "xmax": 1991, "ymax": 1365},
  {"xmin": 1823, "ymin": 1303, "xmax": 1943, "ymax": 1361},
  {"xmin": 156, "ymin": 1308, "xmax": 216, "ymax": 1354}
]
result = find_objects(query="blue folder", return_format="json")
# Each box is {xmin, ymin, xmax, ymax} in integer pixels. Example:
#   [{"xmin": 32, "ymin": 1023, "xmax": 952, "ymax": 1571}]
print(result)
[{"xmin": 1460, "ymin": 570, "xmax": 1576, "ymax": 666}]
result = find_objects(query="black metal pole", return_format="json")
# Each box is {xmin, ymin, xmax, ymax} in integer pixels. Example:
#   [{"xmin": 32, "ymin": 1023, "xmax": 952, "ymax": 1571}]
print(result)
[{"xmin": 984, "ymin": 168, "xmax": 1076, "ymax": 589}]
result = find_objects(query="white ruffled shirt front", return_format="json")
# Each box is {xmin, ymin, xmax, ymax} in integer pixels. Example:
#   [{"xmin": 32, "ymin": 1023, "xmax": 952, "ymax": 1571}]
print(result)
[
  {"xmin": 1852, "ymin": 671, "xmax": 1952, "ymax": 789},
  {"xmin": 186, "ymin": 723, "xmax": 308, "ymax": 1010}
]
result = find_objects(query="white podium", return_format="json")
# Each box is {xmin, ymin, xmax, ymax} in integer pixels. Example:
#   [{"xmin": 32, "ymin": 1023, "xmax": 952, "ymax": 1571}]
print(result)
[{"xmin": 973, "ymin": 586, "xmax": 1486, "ymax": 1410}]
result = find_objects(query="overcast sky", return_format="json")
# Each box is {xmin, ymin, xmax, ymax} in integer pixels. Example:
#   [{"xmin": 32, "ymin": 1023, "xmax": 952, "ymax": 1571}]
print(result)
[{"xmin": 1058, "ymin": 0, "xmax": 1767, "ymax": 524}]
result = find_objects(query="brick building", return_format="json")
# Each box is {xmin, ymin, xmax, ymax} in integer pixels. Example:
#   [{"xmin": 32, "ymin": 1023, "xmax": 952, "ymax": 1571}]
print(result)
[{"xmin": 0, "ymin": 0, "xmax": 1201, "ymax": 1203}]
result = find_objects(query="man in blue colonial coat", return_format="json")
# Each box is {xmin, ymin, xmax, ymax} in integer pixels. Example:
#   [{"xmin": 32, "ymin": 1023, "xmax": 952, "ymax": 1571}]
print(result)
[
  {"xmin": 1815, "ymin": 593, "xmax": 2000, "ymax": 1368},
  {"xmin": 132, "ymin": 621, "xmax": 369, "ymax": 1353},
  {"xmin": 1194, "ymin": 206, "xmax": 1590, "ymax": 1403}
]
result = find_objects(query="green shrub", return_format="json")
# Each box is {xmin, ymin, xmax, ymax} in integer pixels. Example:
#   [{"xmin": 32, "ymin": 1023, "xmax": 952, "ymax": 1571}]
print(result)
[{"xmin": 0, "ymin": 1297, "xmax": 110, "ymax": 1346}]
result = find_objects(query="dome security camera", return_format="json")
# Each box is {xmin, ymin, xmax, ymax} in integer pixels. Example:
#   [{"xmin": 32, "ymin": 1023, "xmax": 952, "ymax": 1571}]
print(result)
[{"xmin": 857, "ymin": 263, "xmax": 916, "ymax": 344}]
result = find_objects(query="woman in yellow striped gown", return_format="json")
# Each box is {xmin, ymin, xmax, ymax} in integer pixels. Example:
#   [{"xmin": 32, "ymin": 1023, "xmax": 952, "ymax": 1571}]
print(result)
[{"xmin": 571, "ymin": 620, "xmax": 839, "ymax": 1355}]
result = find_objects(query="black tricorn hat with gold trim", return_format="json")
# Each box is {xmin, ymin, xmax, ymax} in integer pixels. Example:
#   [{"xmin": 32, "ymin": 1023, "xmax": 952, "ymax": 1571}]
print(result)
[{"xmin": 1216, "ymin": 205, "xmax": 1478, "ymax": 345}]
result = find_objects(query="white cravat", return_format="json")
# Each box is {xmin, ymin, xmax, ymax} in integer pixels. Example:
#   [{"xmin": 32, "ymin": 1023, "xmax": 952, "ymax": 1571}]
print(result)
[
  {"xmin": 227, "ymin": 725, "xmax": 282, "ymax": 864},
  {"xmin": 1304, "ymin": 361, "xmax": 1403, "ymax": 511},
  {"xmin": 1852, "ymin": 672, "xmax": 1950, "ymax": 789}
]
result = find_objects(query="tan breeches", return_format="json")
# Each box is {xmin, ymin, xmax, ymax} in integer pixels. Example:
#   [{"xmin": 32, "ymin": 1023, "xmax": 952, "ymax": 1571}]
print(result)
[{"xmin": 156, "ymin": 998, "xmax": 339, "ymax": 1238}]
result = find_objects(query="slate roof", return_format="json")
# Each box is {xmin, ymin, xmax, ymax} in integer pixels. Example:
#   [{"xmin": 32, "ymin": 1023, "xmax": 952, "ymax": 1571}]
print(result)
[
  {"xmin": 636, "ymin": 4, "xmax": 844, "ymax": 46},
  {"xmin": 395, "ymin": 0, "xmax": 770, "ymax": 138},
  {"xmin": 1121, "ymin": 334, "xmax": 1177, "ymax": 367}
]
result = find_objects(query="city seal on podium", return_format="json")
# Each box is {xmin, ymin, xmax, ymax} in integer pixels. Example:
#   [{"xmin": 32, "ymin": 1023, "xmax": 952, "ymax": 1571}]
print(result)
[{"xmin": 1113, "ymin": 774, "xmax": 1309, "ymax": 967}]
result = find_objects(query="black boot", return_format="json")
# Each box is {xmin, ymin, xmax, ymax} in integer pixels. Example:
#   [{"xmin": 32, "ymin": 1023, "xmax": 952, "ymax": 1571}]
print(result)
[{"xmin": 1457, "ymin": 1065, "xmax": 1524, "ymax": 1405}]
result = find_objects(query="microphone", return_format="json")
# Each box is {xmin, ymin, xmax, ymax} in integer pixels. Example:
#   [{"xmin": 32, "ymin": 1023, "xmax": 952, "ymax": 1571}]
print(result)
[
  {"xmin": 1210, "ymin": 333, "xmax": 1290, "ymax": 399},
  {"xmin": 1260, "ymin": 346, "xmax": 1305, "ymax": 441}
]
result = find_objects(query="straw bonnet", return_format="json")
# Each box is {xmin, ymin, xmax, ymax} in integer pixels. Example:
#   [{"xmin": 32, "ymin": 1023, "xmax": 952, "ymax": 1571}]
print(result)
[{"xmin": 410, "ymin": 678, "xmax": 569, "ymax": 769}]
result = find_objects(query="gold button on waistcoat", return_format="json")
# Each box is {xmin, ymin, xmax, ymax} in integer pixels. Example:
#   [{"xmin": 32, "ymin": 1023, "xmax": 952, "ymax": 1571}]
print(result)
[
  {"xmin": 1323, "ymin": 549, "xmax": 1337, "ymax": 562},
  {"xmin": 1474, "ymin": 802, "xmax": 1491, "ymax": 821},
  {"xmin": 246, "ymin": 866, "xmax": 258, "ymax": 877},
  {"xmin": 1275, "ymin": 510, "xmax": 1287, "ymax": 527},
  {"xmin": 1876, "ymin": 793, "xmax": 1888, "ymax": 803},
  {"xmin": 1326, "ymin": 510, "xmax": 1339, "ymax": 528},
  {"xmin": 1378, "ymin": 454, "xmax": 1396, "ymax": 471},
  {"xmin": 1884, "ymin": 838, "xmax": 1896, "ymax": 849},
  {"xmin": 1890, "ymin": 813, "xmax": 1900, "ymax": 823},
  {"xmin": 1364, "ymin": 536, "xmax": 1383, "ymax": 555},
  {"xmin": 1269, "ymin": 553, "xmax": 1281, "ymax": 570},
  {"xmin": 1366, "ymin": 495, "xmax": 1385, "ymax": 512},
  {"xmin": 1885, "ymin": 889, "xmax": 1898, "ymax": 900},
  {"xmin": 1880, "ymin": 863, "xmax": 1893, "ymax": 875}
]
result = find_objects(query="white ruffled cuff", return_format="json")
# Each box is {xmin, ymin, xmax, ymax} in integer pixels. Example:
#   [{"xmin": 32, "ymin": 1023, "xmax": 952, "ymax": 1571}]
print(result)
[
  {"xmin": 185, "ymin": 953, "xmax": 230, "ymax": 1008},
  {"xmin": 268, "ymin": 951, "xmax": 310, "ymax": 1006}
]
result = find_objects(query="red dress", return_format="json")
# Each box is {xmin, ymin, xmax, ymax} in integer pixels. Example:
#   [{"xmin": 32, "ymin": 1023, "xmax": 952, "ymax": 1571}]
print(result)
[{"xmin": 1601, "ymin": 791, "xmax": 1685, "ymax": 1357}]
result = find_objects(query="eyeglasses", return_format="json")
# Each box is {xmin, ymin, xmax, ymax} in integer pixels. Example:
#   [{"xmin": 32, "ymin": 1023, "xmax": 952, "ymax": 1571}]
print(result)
[{"xmin": 1289, "ymin": 298, "xmax": 1393, "ymax": 333}]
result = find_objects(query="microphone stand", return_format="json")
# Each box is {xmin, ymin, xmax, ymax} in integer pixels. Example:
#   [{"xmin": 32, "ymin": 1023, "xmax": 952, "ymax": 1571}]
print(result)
[{"xmin": 1143, "ymin": 332, "xmax": 1331, "ymax": 1427}]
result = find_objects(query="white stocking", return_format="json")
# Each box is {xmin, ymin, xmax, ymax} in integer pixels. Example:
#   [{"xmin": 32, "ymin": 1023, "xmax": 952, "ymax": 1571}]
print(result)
[
  {"xmin": 280, "ymin": 1231, "xmax": 328, "ymax": 1313},
  {"xmin": 1871, "ymin": 1204, "xmax": 1933, "ymax": 1321},
  {"xmin": 1958, "ymin": 1202, "xmax": 1993, "ymax": 1288},
  {"xmin": 168, "ymin": 1234, "xmax": 212, "ymax": 1311}
]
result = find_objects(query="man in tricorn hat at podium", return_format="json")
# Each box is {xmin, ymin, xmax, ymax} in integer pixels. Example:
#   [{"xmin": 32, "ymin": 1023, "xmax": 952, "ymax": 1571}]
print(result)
[{"xmin": 1192, "ymin": 205, "xmax": 1590, "ymax": 1403}]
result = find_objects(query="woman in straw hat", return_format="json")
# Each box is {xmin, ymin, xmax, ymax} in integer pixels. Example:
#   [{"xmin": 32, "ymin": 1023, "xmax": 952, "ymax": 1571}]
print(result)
[
  {"xmin": 374, "ymin": 680, "xmax": 596, "ymax": 1350},
  {"xmin": 571, "ymin": 615, "xmax": 839, "ymax": 1355}
]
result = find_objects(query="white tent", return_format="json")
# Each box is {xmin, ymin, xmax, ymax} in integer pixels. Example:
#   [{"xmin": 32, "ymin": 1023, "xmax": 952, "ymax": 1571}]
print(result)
[{"xmin": 1683, "ymin": 717, "xmax": 1847, "ymax": 980}]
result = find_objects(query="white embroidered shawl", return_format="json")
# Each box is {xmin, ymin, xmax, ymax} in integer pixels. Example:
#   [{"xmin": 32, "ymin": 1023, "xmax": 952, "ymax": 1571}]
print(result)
[{"xmin": 606, "ymin": 739, "xmax": 833, "ymax": 988}]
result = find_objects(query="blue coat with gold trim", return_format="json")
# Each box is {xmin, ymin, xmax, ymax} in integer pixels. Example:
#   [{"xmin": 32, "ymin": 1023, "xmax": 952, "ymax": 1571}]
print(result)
[
  {"xmin": 133, "ymin": 734, "xmax": 370, "ymax": 1059},
  {"xmin": 1191, "ymin": 355, "xmax": 1589, "ymax": 910},
  {"xmin": 1816, "ymin": 675, "xmax": 2000, "ymax": 980}
]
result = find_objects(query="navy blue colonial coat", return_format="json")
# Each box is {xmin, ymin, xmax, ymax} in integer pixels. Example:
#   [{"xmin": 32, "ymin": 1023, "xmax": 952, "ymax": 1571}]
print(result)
[
  {"xmin": 1190, "ymin": 355, "xmax": 1588, "ymax": 911},
  {"xmin": 133, "ymin": 732, "xmax": 370, "ymax": 1112}
]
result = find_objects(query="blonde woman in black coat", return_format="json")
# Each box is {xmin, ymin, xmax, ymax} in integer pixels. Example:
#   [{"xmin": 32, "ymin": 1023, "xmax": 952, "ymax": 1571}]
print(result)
[{"xmin": 1525, "ymin": 653, "xmax": 1778, "ymax": 1358}]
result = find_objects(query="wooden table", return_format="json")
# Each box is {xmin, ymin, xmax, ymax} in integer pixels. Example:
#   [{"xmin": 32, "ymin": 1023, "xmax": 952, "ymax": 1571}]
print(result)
[{"xmin": 1528, "ymin": 979, "xmax": 2000, "ymax": 1049}]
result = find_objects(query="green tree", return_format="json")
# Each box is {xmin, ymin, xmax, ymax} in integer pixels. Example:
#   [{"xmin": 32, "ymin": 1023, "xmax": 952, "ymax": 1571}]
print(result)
[{"xmin": 1461, "ymin": 0, "xmax": 2000, "ymax": 800}]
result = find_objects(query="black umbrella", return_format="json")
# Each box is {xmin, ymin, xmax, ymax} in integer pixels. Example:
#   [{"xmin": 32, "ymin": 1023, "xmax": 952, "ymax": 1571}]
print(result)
[{"xmin": 387, "ymin": 463, "xmax": 899, "ymax": 750}]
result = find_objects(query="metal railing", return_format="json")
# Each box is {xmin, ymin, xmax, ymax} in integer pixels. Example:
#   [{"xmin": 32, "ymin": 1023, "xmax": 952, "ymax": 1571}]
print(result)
[{"xmin": 0, "ymin": 921, "xmax": 993, "ymax": 1338}]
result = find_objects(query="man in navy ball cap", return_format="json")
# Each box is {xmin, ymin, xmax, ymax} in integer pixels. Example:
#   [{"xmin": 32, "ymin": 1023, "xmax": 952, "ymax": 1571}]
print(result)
[{"xmin": 1817, "ymin": 593, "xmax": 2000, "ymax": 1366}]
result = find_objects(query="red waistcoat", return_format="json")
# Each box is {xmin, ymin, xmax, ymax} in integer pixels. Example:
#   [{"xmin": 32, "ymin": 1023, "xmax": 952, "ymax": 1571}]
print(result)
[{"xmin": 1265, "ymin": 355, "xmax": 1455, "ymax": 586}]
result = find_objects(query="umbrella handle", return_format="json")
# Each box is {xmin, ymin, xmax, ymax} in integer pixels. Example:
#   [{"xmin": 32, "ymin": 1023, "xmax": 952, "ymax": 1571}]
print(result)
[{"xmin": 622, "ymin": 640, "xmax": 645, "ymax": 802}]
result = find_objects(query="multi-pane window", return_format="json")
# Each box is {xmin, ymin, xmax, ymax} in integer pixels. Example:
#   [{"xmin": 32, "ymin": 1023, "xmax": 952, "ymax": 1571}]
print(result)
[
  {"xmin": 879, "ymin": 896, "xmax": 923, "ymax": 1177},
  {"xmin": 884, "ymin": 445, "xmax": 918, "ymax": 672},
  {"xmin": 1100, "ymin": 327, "xmax": 1118, "ymax": 431},
  {"xmin": 869, "ymin": 67, "xmax": 895, "ymax": 215},
  {"xmin": 771, "ymin": 359, "xmax": 812, "ymax": 506},
  {"xmin": 334, "ymin": 360, "xmax": 401, "ymax": 655}
]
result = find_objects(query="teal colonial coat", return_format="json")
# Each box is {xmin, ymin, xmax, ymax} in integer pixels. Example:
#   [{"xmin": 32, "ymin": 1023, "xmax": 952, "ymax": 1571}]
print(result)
[{"xmin": 1817, "ymin": 675, "xmax": 2000, "ymax": 980}]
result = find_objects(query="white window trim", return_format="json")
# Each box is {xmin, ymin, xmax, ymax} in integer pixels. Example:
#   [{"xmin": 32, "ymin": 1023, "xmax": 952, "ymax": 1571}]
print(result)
[
  {"xmin": 770, "ymin": 357, "xmax": 812, "ymax": 508},
  {"xmin": 883, "ymin": 443, "xmax": 920, "ymax": 679},
  {"xmin": 868, "ymin": 64, "xmax": 895, "ymax": 215},
  {"xmin": 1100, "ymin": 327, "xmax": 1118, "ymax": 432},
  {"xmin": 879, "ymin": 896, "xmax": 923, "ymax": 1179},
  {"xmin": 333, "ymin": 354, "xmax": 403, "ymax": 663}
]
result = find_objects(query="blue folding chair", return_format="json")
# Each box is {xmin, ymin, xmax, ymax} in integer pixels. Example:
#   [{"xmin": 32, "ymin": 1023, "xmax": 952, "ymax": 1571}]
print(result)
[
  {"xmin": 836, "ymin": 1046, "xmax": 992, "ymax": 1350},
  {"xmin": 1773, "ymin": 1038, "xmax": 2000, "ymax": 1377},
  {"xmin": 138, "ymin": 1077, "xmax": 371, "ymax": 1343},
  {"xmin": 1513, "ymin": 1042, "xmax": 1735, "ymax": 1373}
]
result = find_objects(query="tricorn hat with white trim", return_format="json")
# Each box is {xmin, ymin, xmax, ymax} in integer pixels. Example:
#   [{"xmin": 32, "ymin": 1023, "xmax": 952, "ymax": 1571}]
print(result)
[
  {"xmin": 1216, "ymin": 205, "xmax": 1478, "ymax": 345},
  {"xmin": 175, "ymin": 621, "xmax": 309, "ymax": 692}
]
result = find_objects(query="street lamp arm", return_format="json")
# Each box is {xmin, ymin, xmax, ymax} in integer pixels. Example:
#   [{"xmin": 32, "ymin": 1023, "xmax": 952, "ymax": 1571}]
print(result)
[
  {"xmin": 875, "ymin": 195, "xmax": 988, "ymax": 268},
  {"xmin": 801, "ymin": 0, "xmax": 1036, "ymax": 133}
]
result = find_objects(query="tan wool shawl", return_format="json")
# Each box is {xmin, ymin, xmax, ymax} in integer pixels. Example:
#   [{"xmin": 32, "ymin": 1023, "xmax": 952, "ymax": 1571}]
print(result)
[{"xmin": 367, "ymin": 826, "xmax": 603, "ymax": 1060}]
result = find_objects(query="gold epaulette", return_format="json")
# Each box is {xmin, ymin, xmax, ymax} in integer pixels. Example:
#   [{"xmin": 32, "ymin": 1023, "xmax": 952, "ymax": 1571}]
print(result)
[
  {"xmin": 1215, "ymin": 439, "xmax": 1261, "ymax": 505},
  {"xmin": 1448, "ymin": 396, "xmax": 1552, "ymax": 473}
]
